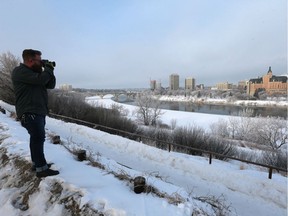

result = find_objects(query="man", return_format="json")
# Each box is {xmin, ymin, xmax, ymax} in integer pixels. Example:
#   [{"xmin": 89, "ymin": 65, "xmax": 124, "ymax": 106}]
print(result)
[{"xmin": 12, "ymin": 49, "xmax": 59, "ymax": 178}]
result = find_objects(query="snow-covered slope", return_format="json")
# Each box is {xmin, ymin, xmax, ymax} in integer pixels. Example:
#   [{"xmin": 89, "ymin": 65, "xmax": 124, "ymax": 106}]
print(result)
[{"xmin": 0, "ymin": 101, "xmax": 287, "ymax": 216}]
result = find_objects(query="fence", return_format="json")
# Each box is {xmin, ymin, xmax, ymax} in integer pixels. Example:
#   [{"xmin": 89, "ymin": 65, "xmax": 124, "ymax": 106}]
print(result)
[{"xmin": 48, "ymin": 113, "xmax": 287, "ymax": 179}]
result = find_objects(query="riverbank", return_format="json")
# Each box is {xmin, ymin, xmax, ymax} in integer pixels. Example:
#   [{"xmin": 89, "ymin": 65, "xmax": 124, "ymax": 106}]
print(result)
[{"xmin": 157, "ymin": 95, "xmax": 288, "ymax": 107}]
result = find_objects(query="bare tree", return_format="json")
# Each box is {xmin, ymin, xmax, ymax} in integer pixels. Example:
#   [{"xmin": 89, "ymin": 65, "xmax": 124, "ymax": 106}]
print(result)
[
  {"xmin": 254, "ymin": 117, "xmax": 287, "ymax": 150},
  {"xmin": 0, "ymin": 51, "xmax": 20, "ymax": 104},
  {"xmin": 135, "ymin": 92, "xmax": 163, "ymax": 126},
  {"xmin": 227, "ymin": 116, "xmax": 239, "ymax": 139},
  {"xmin": 261, "ymin": 150, "xmax": 287, "ymax": 170},
  {"xmin": 234, "ymin": 109, "xmax": 256, "ymax": 141}
]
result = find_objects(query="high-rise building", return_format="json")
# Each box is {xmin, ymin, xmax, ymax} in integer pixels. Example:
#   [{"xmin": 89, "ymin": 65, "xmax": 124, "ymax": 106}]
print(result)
[
  {"xmin": 150, "ymin": 80, "xmax": 156, "ymax": 90},
  {"xmin": 156, "ymin": 80, "xmax": 162, "ymax": 90},
  {"xmin": 170, "ymin": 74, "xmax": 179, "ymax": 90},
  {"xmin": 185, "ymin": 77, "xmax": 195, "ymax": 90}
]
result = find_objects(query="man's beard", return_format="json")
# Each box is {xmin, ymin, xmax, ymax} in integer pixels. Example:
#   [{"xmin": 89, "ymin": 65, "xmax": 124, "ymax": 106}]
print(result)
[{"xmin": 31, "ymin": 64, "xmax": 43, "ymax": 73}]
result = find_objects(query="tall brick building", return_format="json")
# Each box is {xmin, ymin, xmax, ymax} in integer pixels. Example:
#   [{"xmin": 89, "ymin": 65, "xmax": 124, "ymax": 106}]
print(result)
[{"xmin": 247, "ymin": 67, "xmax": 287, "ymax": 96}]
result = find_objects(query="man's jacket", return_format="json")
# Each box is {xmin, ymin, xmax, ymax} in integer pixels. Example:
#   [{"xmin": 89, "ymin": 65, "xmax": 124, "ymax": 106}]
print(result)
[{"xmin": 11, "ymin": 63, "xmax": 56, "ymax": 118}]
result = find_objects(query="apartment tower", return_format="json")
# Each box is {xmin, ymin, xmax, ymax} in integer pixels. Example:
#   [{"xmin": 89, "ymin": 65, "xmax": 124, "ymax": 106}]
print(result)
[
  {"xmin": 185, "ymin": 77, "xmax": 195, "ymax": 90},
  {"xmin": 170, "ymin": 74, "xmax": 179, "ymax": 90}
]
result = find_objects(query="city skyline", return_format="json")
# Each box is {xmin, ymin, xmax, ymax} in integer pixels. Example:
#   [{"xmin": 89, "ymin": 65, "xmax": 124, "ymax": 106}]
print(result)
[
  {"xmin": 1, "ymin": 0, "xmax": 287, "ymax": 89},
  {"xmin": 64, "ymin": 65, "xmax": 288, "ymax": 91},
  {"xmin": 149, "ymin": 65, "xmax": 288, "ymax": 90}
]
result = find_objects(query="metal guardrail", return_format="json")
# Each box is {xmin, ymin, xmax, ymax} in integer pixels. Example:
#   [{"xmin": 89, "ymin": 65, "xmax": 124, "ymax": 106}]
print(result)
[{"xmin": 48, "ymin": 113, "xmax": 287, "ymax": 179}]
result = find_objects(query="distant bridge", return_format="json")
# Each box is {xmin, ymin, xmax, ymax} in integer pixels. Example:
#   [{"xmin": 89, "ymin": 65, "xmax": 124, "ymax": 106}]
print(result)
[
  {"xmin": 102, "ymin": 93, "xmax": 138, "ymax": 101},
  {"xmin": 83, "ymin": 88, "xmax": 148, "ymax": 102}
]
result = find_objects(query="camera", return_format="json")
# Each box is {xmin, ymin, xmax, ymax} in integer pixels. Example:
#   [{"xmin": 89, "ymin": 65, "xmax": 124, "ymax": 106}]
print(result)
[{"xmin": 41, "ymin": 59, "xmax": 56, "ymax": 67}]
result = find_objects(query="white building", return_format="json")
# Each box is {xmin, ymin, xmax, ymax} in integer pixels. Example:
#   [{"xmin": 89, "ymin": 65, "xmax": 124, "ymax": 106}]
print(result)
[{"xmin": 59, "ymin": 84, "xmax": 72, "ymax": 91}]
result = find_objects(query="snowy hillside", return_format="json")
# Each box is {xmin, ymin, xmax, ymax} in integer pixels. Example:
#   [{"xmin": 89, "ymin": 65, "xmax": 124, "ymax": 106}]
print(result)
[{"xmin": 0, "ymin": 101, "xmax": 287, "ymax": 216}]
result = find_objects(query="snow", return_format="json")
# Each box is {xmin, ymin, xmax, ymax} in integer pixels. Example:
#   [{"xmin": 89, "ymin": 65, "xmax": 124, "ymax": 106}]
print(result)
[
  {"xmin": 0, "ymin": 99, "xmax": 287, "ymax": 216},
  {"xmin": 86, "ymin": 95, "xmax": 230, "ymax": 130},
  {"xmin": 86, "ymin": 95, "xmax": 287, "ymax": 130},
  {"xmin": 156, "ymin": 95, "xmax": 288, "ymax": 107}
]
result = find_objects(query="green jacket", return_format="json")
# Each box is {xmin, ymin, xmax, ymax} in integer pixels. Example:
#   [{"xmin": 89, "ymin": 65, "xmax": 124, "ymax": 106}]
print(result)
[{"xmin": 11, "ymin": 63, "xmax": 56, "ymax": 118}]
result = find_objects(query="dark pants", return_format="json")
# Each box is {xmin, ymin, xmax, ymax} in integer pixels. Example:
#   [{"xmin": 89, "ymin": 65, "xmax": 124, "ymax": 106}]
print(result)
[{"xmin": 21, "ymin": 114, "xmax": 48, "ymax": 172}]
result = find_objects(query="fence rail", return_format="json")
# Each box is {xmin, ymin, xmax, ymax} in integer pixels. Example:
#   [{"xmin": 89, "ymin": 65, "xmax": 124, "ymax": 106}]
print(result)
[{"xmin": 48, "ymin": 113, "xmax": 287, "ymax": 179}]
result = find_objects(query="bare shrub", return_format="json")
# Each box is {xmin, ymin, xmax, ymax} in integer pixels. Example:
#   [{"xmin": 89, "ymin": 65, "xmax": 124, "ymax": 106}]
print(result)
[
  {"xmin": 48, "ymin": 90, "xmax": 138, "ymax": 135},
  {"xmin": 110, "ymin": 103, "xmax": 129, "ymax": 116},
  {"xmin": 211, "ymin": 111, "xmax": 287, "ymax": 152},
  {"xmin": 141, "ymin": 127, "xmax": 172, "ymax": 150},
  {"xmin": 236, "ymin": 150, "xmax": 259, "ymax": 162},
  {"xmin": 205, "ymin": 137, "xmax": 237, "ymax": 160},
  {"xmin": 48, "ymin": 90, "xmax": 88, "ymax": 119},
  {"xmin": 170, "ymin": 118, "xmax": 177, "ymax": 130},
  {"xmin": 172, "ymin": 125, "xmax": 207, "ymax": 155},
  {"xmin": 0, "ymin": 51, "xmax": 20, "ymax": 104},
  {"xmin": 156, "ymin": 119, "xmax": 170, "ymax": 129},
  {"xmin": 210, "ymin": 119, "xmax": 229, "ymax": 138},
  {"xmin": 261, "ymin": 150, "xmax": 287, "ymax": 170},
  {"xmin": 194, "ymin": 194, "xmax": 235, "ymax": 216}
]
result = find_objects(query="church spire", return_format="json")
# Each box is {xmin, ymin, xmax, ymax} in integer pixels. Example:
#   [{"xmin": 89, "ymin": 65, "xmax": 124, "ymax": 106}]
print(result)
[{"xmin": 267, "ymin": 66, "xmax": 272, "ymax": 74}]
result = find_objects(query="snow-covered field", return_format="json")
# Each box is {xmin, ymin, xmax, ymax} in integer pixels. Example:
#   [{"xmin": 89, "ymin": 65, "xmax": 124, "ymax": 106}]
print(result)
[
  {"xmin": 86, "ymin": 95, "xmax": 232, "ymax": 130},
  {"xmin": 0, "ymin": 100, "xmax": 287, "ymax": 216}
]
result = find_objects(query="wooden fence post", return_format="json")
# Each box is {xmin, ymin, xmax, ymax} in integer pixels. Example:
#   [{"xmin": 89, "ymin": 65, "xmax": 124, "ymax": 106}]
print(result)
[
  {"xmin": 77, "ymin": 150, "xmax": 87, "ymax": 161},
  {"xmin": 209, "ymin": 153, "xmax": 212, "ymax": 164},
  {"xmin": 134, "ymin": 176, "xmax": 146, "ymax": 194},
  {"xmin": 268, "ymin": 167, "xmax": 273, "ymax": 179}
]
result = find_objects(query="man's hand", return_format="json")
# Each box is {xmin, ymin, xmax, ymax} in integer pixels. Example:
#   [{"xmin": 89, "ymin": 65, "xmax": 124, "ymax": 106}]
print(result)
[
  {"xmin": 43, "ymin": 62, "xmax": 55, "ymax": 75},
  {"xmin": 41, "ymin": 60, "xmax": 56, "ymax": 70},
  {"xmin": 45, "ymin": 62, "xmax": 55, "ymax": 70}
]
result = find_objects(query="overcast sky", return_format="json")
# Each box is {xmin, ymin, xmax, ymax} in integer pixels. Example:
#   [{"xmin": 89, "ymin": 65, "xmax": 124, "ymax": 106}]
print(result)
[{"xmin": 1, "ymin": 0, "xmax": 287, "ymax": 89}]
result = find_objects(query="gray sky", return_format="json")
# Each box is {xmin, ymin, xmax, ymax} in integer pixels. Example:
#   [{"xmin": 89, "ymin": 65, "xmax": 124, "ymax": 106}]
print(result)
[{"xmin": 1, "ymin": 0, "xmax": 287, "ymax": 89}]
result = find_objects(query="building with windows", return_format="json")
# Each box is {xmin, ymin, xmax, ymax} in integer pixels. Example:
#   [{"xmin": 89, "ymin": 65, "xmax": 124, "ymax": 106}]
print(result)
[
  {"xmin": 216, "ymin": 82, "xmax": 232, "ymax": 90},
  {"xmin": 169, "ymin": 74, "xmax": 179, "ymax": 90},
  {"xmin": 247, "ymin": 67, "xmax": 287, "ymax": 96},
  {"xmin": 150, "ymin": 80, "xmax": 156, "ymax": 90},
  {"xmin": 59, "ymin": 84, "xmax": 72, "ymax": 91},
  {"xmin": 185, "ymin": 77, "xmax": 195, "ymax": 90},
  {"xmin": 156, "ymin": 81, "xmax": 162, "ymax": 90},
  {"xmin": 150, "ymin": 79, "xmax": 162, "ymax": 91},
  {"xmin": 238, "ymin": 80, "xmax": 248, "ymax": 90}
]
